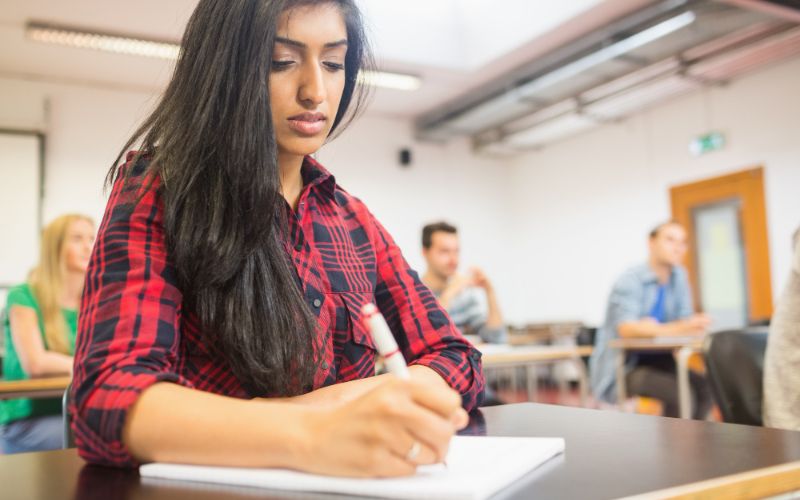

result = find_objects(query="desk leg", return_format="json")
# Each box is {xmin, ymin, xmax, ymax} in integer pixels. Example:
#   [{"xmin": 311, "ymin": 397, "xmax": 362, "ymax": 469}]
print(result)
[
  {"xmin": 677, "ymin": 347, "xmax": 693, "ymax": 419},
  {"xmin": 616, "ymin": 348, "xmax": 627, "ymax": 406},
  {"xmin": 574, "ymin": 357, "xmax": 589, "ymax": 407},
  {"xmin": 526, "ymin": 365, "xmax": 538, "ymax": 402}
]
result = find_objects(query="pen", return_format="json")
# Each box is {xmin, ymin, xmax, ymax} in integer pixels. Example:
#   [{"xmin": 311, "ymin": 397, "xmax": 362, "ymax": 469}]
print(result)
[
  {"xmin": 362, "ymin": 303, "xmax": 450, "ymax": 468},
  {"xmin": 362, "ymin": 303, "xmax": 410, "ymax": 379}
]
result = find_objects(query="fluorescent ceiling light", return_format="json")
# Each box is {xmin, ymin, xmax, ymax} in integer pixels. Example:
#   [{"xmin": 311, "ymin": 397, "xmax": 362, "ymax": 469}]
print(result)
[
  {"xmin": 357, "ymin": 70, "xmax": 421, "ymax": 91},
  {"xmin": 516, "ymin": 11, "xmax": 696, "ymax": 99},
  {"xmin": 26, "ymin": 22, "xmax": 180, "ymax": 60},
  {"xmin": 443, "ymin": 90, "xmax": 530, "ymax": 133},
  {"xmin": 504, "ymin": 113, "xmax": 597, "ymax": 148},
  {"xmin": 580, "ymin": 57, "xmax": 681, "ymax": 103},
  {"xmin": 26, "ymin": 21, "xmax": 421, "ymax": 91},
  {"xmin": 583, "ymin": 75, "xmax": 698, "ymax": 120},
  {"xmin": 502, "ymin": 98, "xmax": 577, "ymax": 135},
  {"xmin": 687, "ymin": 26, "xmax": 800, "ymax": 82}
]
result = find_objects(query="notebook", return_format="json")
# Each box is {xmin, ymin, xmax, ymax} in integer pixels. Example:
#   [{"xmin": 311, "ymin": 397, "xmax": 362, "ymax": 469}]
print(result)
[{"xmin": 139, "ymin": 435, "xmax": 565, "ymax": 500}]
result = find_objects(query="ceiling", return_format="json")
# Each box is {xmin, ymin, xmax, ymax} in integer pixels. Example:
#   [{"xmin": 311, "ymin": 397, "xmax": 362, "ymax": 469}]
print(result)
[
  {"xmin": 0, "ymin": 0, "xmax": 655, "ymax": 117},
  {"xmin": 414, "ymin": 0, "xmax": 800, "ymax": 151}
]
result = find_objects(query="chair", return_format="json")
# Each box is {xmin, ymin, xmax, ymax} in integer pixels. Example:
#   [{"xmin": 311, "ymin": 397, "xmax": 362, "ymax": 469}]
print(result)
[
  {"xmin": 703, "ymin": 329, "xmax": 768, "ymax": 426},
  {"xmin": 62, "ymin": 383, "xmax": 75, "ymax": 448},
  {"xmin": 576, "ymin": 326, "xmax": 596, "ymax": 367}
]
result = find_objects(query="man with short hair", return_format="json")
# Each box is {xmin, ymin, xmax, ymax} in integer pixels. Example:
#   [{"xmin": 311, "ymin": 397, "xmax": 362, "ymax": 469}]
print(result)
[
  {"xmin": 421, "ymin": 222, "xmax": 506, "ymax": 344},
  {"xmin": 590, "ymin": 221, "xmax": 713, "ymax": 419}
]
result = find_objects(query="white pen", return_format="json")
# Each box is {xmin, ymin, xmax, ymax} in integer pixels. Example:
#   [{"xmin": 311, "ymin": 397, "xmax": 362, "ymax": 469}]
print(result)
[
  {"xmin": 362, "ymin": 303, "xmax": 451, "ymax": 468},
  {"xmin": 362, "ymin": 303, "xmax": 410, "ymax": 380}
]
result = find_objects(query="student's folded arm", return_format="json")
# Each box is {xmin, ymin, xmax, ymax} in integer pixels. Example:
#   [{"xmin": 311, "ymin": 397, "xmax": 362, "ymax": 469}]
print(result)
[
  {"xmin": 70, "ymin": 162, "xmax": 193, "ymax": 468},
  {"xmin": 618, "ymin": 319, "xmax": 662, "ymax": 338},
  {"xmin": 474, "ymin": 290, "xmax": 507, "ymax": 344},
  {"xmin": 8, "ymin": 305, "xmax": 73, "ymax": 377},
  {"xmin": 477, "ymin": 323, "xmax": 508, "ymax": 344},
  {"xmin": 364, "ymin": 208, "xmax": 485, "ymax": 411},
  {"xmin": 609, "ymin": 274, "xmax": 652, "ymax": 339},
  {"xmin": 620, "ymin": 318, "xmax": 697, "ymax": 337}
]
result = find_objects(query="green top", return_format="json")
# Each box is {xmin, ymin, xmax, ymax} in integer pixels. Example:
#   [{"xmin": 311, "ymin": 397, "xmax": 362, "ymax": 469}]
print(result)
[{"xmin": 0, "ymin": 283, "xmax": 77, "ymax": 425}]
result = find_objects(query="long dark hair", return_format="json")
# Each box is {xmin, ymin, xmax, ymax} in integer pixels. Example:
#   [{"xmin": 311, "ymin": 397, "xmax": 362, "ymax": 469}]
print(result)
[{"xmin": 107, "ymin": 0, "xmax": 373, "ymax": 396}]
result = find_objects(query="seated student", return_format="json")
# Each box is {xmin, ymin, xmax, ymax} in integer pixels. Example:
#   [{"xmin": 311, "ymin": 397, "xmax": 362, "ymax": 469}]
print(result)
[
  {"xmin": 763, "ymin": 227, "xmax": 800, "ymax": 431},
  {"xmin": 589, "ymin": 221, "xmax": 713, "ymax": 419},
  {"xmin": 70, "ymin": 0, "xmax": 484, "ymax": 475},
  {"xmin": 0, "ymin": 214, "xmax": 95, "ymax": 453},
  {"xmin": 420, "ymin": 222, "xmax": 507, "ymax": 344}
]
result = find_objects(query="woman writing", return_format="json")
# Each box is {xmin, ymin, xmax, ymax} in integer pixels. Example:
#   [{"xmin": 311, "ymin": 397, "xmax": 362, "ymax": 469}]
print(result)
[
  {"xmin": 1, "ymin": 214, "xmax": 94, "ymax": 453},
  {"xmin": 71, "ymin": 0, "xmax": 484, "ymax": 476}
]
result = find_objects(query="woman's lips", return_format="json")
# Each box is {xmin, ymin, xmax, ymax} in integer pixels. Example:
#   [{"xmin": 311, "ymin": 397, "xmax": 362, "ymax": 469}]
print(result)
[{"xmin": 287, "ymin": 113, "xmax": 326, "ymax": 136}]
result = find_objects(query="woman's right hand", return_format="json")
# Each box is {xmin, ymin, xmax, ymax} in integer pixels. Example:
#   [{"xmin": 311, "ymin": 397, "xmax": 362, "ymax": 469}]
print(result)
[{"xmin": 300, "ymin": 376, "xmax": 468, "ymax": 477}]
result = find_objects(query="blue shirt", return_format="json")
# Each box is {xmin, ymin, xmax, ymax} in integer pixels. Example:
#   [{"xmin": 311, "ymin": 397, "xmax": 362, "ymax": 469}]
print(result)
[{"xmin": 589, "ymin": 263, "xmax": 695, "ymax": 403}]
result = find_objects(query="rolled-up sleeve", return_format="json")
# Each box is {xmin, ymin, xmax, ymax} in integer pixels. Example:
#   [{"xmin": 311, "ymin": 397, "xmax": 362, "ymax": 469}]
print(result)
[
  {"xmin": 70, "ymin": 160, "xmax": 193, "ymax": 467},
  {"xmin": 367, "ymin": 212, "xmax": 485, "ymax": 411},
  {"xmin": 609, "ymin": 272, "xmax": 643, "ymax": 329}
]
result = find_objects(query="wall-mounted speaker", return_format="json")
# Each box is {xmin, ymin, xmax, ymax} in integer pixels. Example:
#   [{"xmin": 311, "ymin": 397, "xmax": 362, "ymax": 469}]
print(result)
[{"xmin": 399, "ymin": 148, "xmax": 412, "ymax": 167}]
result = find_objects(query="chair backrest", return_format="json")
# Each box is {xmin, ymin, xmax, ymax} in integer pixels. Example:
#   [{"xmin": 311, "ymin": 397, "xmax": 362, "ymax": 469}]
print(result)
[
  {"xmin": 62, "ymin": 383, "xmax": 75, "ymax": 448},
  {"xmin": 703, "ymin": 329, "xmax": 768, "ymax": 426}
]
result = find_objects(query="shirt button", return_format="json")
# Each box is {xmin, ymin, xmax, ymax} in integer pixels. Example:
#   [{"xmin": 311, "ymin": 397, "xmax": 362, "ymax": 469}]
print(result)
[
  {"xmin": 321, "ymin": 361, "xmax": 329, "ymax": 370},
  {"xmin": 313, "ymin": 298, "xmax": 322, "ymax": 308}
]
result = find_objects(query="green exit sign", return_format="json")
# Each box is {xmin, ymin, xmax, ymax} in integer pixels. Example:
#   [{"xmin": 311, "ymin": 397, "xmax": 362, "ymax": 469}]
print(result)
[{"xmin": 689, "ymin": 132, "xmax": 725, "ymax": 156}]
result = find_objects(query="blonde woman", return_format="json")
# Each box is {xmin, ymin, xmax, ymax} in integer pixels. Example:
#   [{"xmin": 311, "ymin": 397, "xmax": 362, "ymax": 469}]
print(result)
[{"xmin": 0, "ymin": 214, "xmax": 94, "ymax": 453}]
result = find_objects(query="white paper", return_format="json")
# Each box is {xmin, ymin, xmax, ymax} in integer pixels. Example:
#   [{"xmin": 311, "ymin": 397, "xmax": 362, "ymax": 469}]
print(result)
[{"xmin": 140, "ymin": 436, "xmax": 565, "ymax": 500}]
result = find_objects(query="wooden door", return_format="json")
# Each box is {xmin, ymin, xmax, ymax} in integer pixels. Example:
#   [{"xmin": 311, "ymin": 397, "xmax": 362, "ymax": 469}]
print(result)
[{"xmin": 670, "ymin": 167, "xmax": 772, "ymax": 326}]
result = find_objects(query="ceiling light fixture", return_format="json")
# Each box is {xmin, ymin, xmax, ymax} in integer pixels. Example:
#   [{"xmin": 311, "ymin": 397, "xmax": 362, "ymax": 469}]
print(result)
[
  {"xmin": 26, "ymin": 21, "xmax": 180, "ymax": 60},
  {"xmin": 515, "ymin": 11, "xmax": 697, "ymax": 99},
  {"xmin": 357, "ymin": 70, "xmax": 422, "ymax": 91},
  {"xmin": 502, "ymin": 113, "xmax": 598, "ymax": 148},
  {"xmin": 26, "ymin": 21, "xmax": 422, "ymax": 91},
  {"xmin": 422, "ymin": 10, "xmax": 697, "ymax": 138}
]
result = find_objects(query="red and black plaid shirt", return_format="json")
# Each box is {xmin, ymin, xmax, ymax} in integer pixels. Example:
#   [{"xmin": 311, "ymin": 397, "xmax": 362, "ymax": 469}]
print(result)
[{"xmin": 70, "ymin": 152, "xmax": 485, "ymax": 467}]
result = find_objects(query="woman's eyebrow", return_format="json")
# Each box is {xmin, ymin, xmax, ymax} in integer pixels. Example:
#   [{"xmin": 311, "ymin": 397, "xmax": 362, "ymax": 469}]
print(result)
[{"xmin": 275, "ymin": 36, "xmax": 348, "ymax": 49}]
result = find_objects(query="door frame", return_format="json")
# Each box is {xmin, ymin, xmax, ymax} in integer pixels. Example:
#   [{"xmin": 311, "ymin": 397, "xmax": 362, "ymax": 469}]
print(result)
[{"xmin": 670, "ymin": 167, "xmax": 772, "ymax": 323}]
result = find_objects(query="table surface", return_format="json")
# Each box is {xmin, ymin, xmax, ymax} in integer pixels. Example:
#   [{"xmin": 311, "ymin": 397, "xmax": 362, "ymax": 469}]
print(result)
[
  {"xmin": 478, "ymin": 344, "xmax": 592, "ymax": 365},
  {"xmin": 2, "ymin": 403, "xmax": 800, "ymax": 499},
  {"xmin": 0, "ymin": 376, "xmax": 71, "ymax": 400},
  {"xmin": 609, "ymin": 337, "xmax": 704, "ymax": 351}
]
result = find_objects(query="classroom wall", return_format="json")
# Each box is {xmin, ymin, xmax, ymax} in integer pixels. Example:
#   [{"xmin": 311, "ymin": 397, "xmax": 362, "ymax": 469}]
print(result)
[
  {"xmin": 0, "ymin": 77, "xmax": 158, "ymax": 226},
  {"xmin": 1, "ymin": 55, "xmax": 798, "ymax": 327},
  {"xmin": 0, "ymin": 76, "xmax": 512, "ymax": 311},
  {"xmin": 314, "ymin": 116, "xmax": 513, "ymax": 300},
  {"xmin": 504, "ymin": 55, "xmax": 800, "ymax": 326}
]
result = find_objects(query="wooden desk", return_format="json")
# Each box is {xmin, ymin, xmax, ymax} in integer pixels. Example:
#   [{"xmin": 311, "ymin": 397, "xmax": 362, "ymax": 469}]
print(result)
[
  {"xmin": 1, "ymin": 403, "xmax": 799, "ymax": 499},
  {"xmin": 0, "ymin": 376, "xmax": 71, "ymax": 400},
  {"xmin": 479, "ymin": 345, "xmax": 592, "ymax": 405},
  {"xmin": 610, "ymin": 337, "xmax": 703, "ymax": 419},
  {"xmin": 507, "ymin": 322, "xmax": 583, "ymax": 346}
]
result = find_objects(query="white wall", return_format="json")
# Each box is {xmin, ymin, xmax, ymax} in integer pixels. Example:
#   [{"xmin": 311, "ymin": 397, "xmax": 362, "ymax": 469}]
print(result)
[
  {"xmin": 0, "ymin": 77, "xmax": 158, "ymax": 226},
  {"xmin": 505, "ymin": 55, "xmax": 800, "ymax": 326},
  {"xmin": 2, "ymin": 55, "xmax": 798, "ymax": 328},
  {"xmin": 316, "ymin": 116, "xmax": 513, "ymax": 297},
  {"xmin": 0, "ymin": 76, "xmax": 513, "ymax": 311}
]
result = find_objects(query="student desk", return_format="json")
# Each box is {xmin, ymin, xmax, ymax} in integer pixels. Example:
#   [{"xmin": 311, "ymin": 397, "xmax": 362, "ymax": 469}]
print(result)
[
  {"xmin": 2, "ymin": 402, "xmax": 798, "ymax": 499},
  {"xmin": 610, "ymin": 337, "xmax": 703, "ymax": 419},
  {"xmin": 0, "ymin": 376, "xmax": 71, "ymax": 400},
  {"xmin": 479, "ymin": 344, "xmax": 592, "ymax": 405}
]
